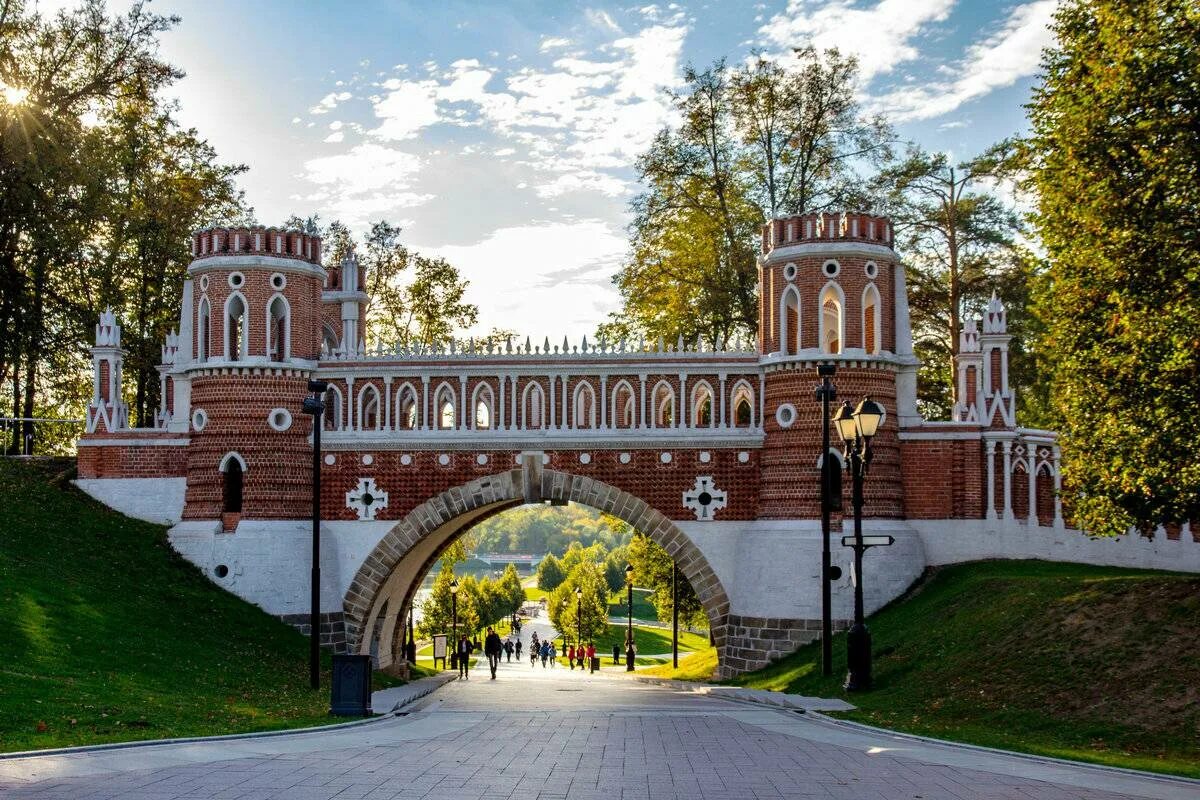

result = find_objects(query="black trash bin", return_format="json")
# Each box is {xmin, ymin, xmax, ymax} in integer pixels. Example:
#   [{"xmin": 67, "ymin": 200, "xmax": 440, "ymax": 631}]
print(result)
[
  {"xmin": 330, "ymin": 654, "xmax": 372, "ymax": 716},
  {"xmin": 590, "ymin": 656, "xmax": 601, "ymax": 673}
]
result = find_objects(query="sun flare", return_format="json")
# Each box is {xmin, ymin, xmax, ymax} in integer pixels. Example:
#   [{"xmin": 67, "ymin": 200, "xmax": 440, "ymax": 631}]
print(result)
[{"xmin": 2, "ymin": 84, "xmax": 29, "ymax": 105}]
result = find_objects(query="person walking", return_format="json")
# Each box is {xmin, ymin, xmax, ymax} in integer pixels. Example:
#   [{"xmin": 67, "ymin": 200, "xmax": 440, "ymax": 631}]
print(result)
[
  {"xmin": 504, "ymin": 638, "xmax": 514, "ymax": 663},
  {"xmin": 539, "ymin": 640, "xmax": 549, "ymax": 668},
  {"xmin": 515, "ymin": 639, "xmax": 522, "ymax": 660},
  {"xmin": 456, "ymin": 634, "xmax": 472, "ymax": 679},
  {"xmin": 530, "ymin": 640, "xmax": 538, "ymax": 667},
  {"xmin": 484, "ymin": 627, "xmax": 503, "ymax": 679},
  {"xmin": 548, "ymin": 641, "xmax": 557, "ymax": 668},
  {"xmin": 567, "ymin": 643, "xmax": 575, "ymax": 670},
  {"xmin": 586, "ymin": 642, "xmax": 596, "ymax": 672}
]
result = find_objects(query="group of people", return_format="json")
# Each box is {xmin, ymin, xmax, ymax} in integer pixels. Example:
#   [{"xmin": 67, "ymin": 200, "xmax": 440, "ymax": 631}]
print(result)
[{"xmin": 527, "ymin": 632, "xmax": 597, "ymax": 671}]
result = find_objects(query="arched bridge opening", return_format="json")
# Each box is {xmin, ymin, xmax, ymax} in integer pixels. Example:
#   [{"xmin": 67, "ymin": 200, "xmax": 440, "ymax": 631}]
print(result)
[{"xmin": 343, "ymin": 458, "xmax": 733, "ymax": 678}]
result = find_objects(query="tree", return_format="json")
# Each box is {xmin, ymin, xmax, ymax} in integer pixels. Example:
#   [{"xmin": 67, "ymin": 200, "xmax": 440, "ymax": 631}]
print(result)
[
  {"xmin": 874, "ymin": 146, "xmax": 1023, "ymax": 417},
  {"xmin": 602, "ymin": 49, "xmax": 891, "ymax": 348},
  {"xmin": 603, "ymin": 546, "xmax": 628, "ymax": 593},
  {"xmin": 536, "ymin": 553, "xmax": 565, "ymax": 591},
  {"xmin": 547, "ymin": 562, "xmax": 609, "ymax": 645},
  {"xmin": 1024, "ymin": 0, "xmax": 1200, "ymax": 535},
  {"xmin": 731, "ymin": 50, "xmax": 892, "ymax": 218},
  {"xmin": 626, "ymin": 532, "xmax": 707, "ymax": 629},
  {"xmin": 418, "ymin": 563, "xmax": 476, "ymax": 639},
  {"xmin": 499, "ymin": 563, "xmax": 524, "ymax": 617}
]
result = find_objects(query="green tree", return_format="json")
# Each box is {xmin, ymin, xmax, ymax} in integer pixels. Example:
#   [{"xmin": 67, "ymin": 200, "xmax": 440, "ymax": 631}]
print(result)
[
  {"xmin": 1024, "ymin": 0, "xmax": 1200, "ymax": 535},
  {"xmin": 547, "ymin": 562, "xmax": 609, "ymax": 645},
  {"xmin": 536, "ymin": 553, "xmax": 565, "ymax": 591},
  {"xmin": 418, "ymin": 563, "xmax": 475, "ymax": 639},
  {"xmin": 602, "ymin": 49, "xmax": 890, "ymax": 348},
  {"xmin": 603, "ymin": 546, "xmax": 628, "ymax": 593},
  {"xmin": 874, "ymin": 146, "xmax": 1023, "ymax": 418},
  {"xmin": 499, "ymin": 563, "xmax": 524, "ymax": 617},
  {"xmin": 626, "ymin": 532, "xmax": 707, "ymax": 629}
]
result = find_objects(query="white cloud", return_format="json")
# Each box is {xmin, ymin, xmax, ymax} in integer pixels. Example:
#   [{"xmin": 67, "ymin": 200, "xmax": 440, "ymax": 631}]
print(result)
[
  {"xmin": 540, "ymin": 36, "xmax": 573, "ymax": 51},
  {"xmin": 431, "ymin": 220, "xmax": 627, "ymax": 338},
  {"xmin": 757, "ymin": 0, "xmax": 955, "ymax": 81},
  {"xmin": 371, "ymin": 80, "xmax": 440, "ymax": 140},
  {"xmin": 585, "ymin": 8, "xmax": 622, "ymax": 32},
  {"xmin": 875, "ymin": 0, "xmax": 1056, "ymax": 121},
  {"xmin": 310, "ymin": 90, "xmax": 352, "ymax": 114},
  {"xmin": 324, "ymin": 131, "xmax": 345, "ymax": 143},
  {"xmin": 301, "ymin": 143, "xmax": 432, "ymax": 225}
]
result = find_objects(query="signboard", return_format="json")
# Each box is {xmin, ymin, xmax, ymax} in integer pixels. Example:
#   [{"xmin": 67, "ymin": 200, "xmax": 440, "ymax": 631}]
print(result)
[
  {"xmin": 841, "ymin": 535, "xmax": 895, "ymax": 548},
  {"xmin": 432, "ymin": 634, "xmax": 447, "ymax": 669}
]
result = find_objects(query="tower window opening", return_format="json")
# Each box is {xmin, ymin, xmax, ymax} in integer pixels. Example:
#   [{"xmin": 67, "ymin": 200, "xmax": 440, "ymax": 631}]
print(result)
[
  {"xmin": 732, "ymin": 384, "xmax": 754, "ymax": 428},
  {"xmin": 268, "ymin": 295, "xmax": 289, "ymax": 361},
  {"xmin": 197, "ymin": 298, "xmax": 211, "ymax": 362},
  {"xmin": 222, "ymin": 457, "xmax": 243, "ymax": 513},
  {"xmin": 226, "ymin": 294, "xmax": 247, "ymax": 361},
  {"xmin": 820, "ymin": 286, "xmax": 843, "ymax": 355},
  {"xmin": 474, "ymin": 385, "xmax": 494, "ymax": 429}
]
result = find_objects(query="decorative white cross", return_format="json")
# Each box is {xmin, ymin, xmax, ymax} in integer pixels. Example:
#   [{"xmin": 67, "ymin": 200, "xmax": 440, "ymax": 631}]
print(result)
[
  {"xmin": 346, "ymin": 477, "xmax": 389, "ymax": 521},
  {"xmin": 682, "ymin": 476, "xmax": 727, "ymax": 521}
]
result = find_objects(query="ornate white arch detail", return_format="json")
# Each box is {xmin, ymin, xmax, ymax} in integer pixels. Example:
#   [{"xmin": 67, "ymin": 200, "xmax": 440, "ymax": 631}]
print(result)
[
  {"xmin": 222, "ymin": 290, "xmax": 249, "ymax": 361},
  {"xmin": 218, "ymin": 451, "xmax": 247, "ymax": 472},
  {"xmin": 610, "ymin": 379, "xmax": 636, "ymax": 429},
  {"xmin": 861, "ymin": 282, "xmax": 881, "ymax": 355},
  {"xmin": 433, "ymin": 381, "xmax": 457, "ymax": 430},
  {"xmin": 521, "ymin": 380, "xmax": 547, "ymax": 430},
  {"xmin": 651, "ymin": 379, "xmax": 675, "ymax": 428},
  {"xmin": 690, "ymin": 380, "xmax": 715, "ymax": 428},
  {"xmin": 196, "ymin": 296, "xmax": 211, "ymax": 362},
  {"xmin": 779, "ymin": 284, "xmax": 801, "ymax": 355},
  {"xmin": 324, "ymin": 385, "xmax": 344, "ymax": 431},
  {"xmin": 471, "ymin": 382, "xmax": 495, "ymax": 430},
  {"xmin": 265, "ymin": 292, "xmax": 291, "ymax": 361},
  {"xmin": 357, "ymin": 383, "xmax": 382, "ymax": 431},
  {"xmin": 572, "ymin": 381, "xmax": 597, "ymax": 429},
  {"xmin": 394, "ymin": 382, "xmax": 419, "ymax": 430},
  {"xmin": 730, "ymin": 379, "xmax": 755, "ymax": 428},
  {"xmin": 818, "ymin": 281, "xmax": 845, "ymax": 355}
]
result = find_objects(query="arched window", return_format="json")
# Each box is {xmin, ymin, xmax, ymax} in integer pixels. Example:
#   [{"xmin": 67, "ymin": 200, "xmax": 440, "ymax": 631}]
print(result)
[
  {"xmin": 781, "ymin": 286, "xmax": 801, "ymax": 355},
  {"xmin": 612, "ymin": 380, "xmax": 635, "ymax": 429},
  {"xmin": 523, "ymin": 382, "xmax": 546, "ymax": 429},
  {"xmin": 197, "ymin": 297, "xmax": 211, "ymax": 363},
  {"xmin": 359, "ymin": 384, "xmax": 381, "ymax": 431},
  {"xmin": 323, "ymin": 386, "xmax": 343, "ymax": 431},
  {"xmin": 224, "ymin": 293, "xmax": 248, "ymax": 361},
  {"xmin": 473, "ymin": 384, "xmax": 494, "ymax": 430},
  {"xmin": 862, "ymin": 283, "xmax": 881, "ymax": 355},
  {"xmin": 220, "ymin": 452, "xmax": 246, "ymax": 513},
  {"xmin": 652, "ymin": 381, "xmax": 674, "ymax": 428},
  {"xmin": 691, "ymin": 382, "xmax": 714, "ymax": 428},
  {"xmin": 819, "ymin": 283, "xmax": 844, "ymax": 355},
  {"xmin": 321, "ymin": 324, "xmax": 339, "ymax": 356},
  {"xmin": 732, "ymin": 382, "xmax": 754, "ymax": 428},
  {"xmin": 395, "ymin": 384, "xmax": 418, "ymax": 430},
  {"xmin": 267, "ymin": 294, "xmax": 290, "ymax": 361},
  {"xmin": 435, "ymin": 384, "xmax": 456, "ymax": 430},
  {"xmin": 572, "ymin": 382, "xmax": 597, "ymax": 429}
]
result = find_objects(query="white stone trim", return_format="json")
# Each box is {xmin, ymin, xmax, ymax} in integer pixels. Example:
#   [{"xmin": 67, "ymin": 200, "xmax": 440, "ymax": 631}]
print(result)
[
  {"xmin": 189, "ymin": 254, "xmax": 327, "ymax": 280},
  {"xmin": 761, "ymin": 241, "xmax": 896, "ymax": 264},
  {"xmin": 80, "ymin": 437, "xmax": 190, "ymax": 447}
]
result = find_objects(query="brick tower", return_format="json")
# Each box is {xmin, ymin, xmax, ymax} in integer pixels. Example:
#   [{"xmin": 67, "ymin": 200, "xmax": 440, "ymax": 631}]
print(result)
[
  {"xmin": 181, "ymin": 227, "xmax": 325, "ymax": 530},
  {"xmin": 756, "ymin": 212, "xmax": 916, "ymax": 519}
]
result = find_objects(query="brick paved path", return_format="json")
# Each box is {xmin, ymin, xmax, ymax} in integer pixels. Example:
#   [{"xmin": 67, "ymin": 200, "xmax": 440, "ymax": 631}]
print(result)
[{"xmin": 1, "ymin": 658, "xmax": 1193, "ymax": 800}]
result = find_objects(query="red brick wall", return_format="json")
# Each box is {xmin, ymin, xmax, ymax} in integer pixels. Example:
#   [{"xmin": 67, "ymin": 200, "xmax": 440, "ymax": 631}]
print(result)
[
  {"xmin": 759, "ymin": 365, "xmax": 903, "ymax": 519},
  {"xmin": 316, "ymin": 447, "xmax": 760, "ymax": 522},
  {"xmin": 77, "ymin": 439, "xmax": 188, "ymax": 478},
  {"xmin": 900, "ymin": 436, "xmax": 985, "ymax": 519},
  {"xmin": 183, "ymin": 371, "xmax": 314, "ymax": 520}
]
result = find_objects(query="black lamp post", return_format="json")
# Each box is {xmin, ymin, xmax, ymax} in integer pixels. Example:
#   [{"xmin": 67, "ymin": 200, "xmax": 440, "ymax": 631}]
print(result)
[
  {"xmin": 575, "ymin": 585, "xmax": 583, "ymax": 653},
  {"xmin": 625, "ymin": 564, "xmax": 635, "ymax": 671},
  {"xmin": 832, "ymin": 396, "xmax": 885, "ymax": 691},
  {"xmin": 301, "ymin": 379, "xmax": 329, "ymax": 691},
  {"xmin": 406, "ymin": 603, "xmax": 416, "ymax": 664},
  {"xmin": 450, "ymin": 579, "xmax": 459, "ymax": 667},
  {"xmin": 814, "ymin": 364, "xmax": 837, "ymax": 677},
  {"xmin": 671, "ymin": 561, "xmax": 679, "ymax": 669}
]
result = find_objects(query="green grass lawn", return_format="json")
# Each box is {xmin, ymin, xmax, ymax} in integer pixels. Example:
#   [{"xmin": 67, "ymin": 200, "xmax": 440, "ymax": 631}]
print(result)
[
  {"xmin": 641, "ymin": 647, "xmax": 719, "ymax": 680},
  {"xmin": 725, "ymin": 560, "xmax": 1200, "ymax": 778},
  {"xmin": 607, "ymin": 587, "xmax": 656, "ymax": 619},
  {"xmin": 557, "ymin": 622, "xmax": 708, "ymax": 656},
  {"xmin": 0, "ymin": 459, "xmax": 408, "ymax": 752},
  {"xmin": 523, "ymin": 586, "xmax": 547, "ymax": 601}
]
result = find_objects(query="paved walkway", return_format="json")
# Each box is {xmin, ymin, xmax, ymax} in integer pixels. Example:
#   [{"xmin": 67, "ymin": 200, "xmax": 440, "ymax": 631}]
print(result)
[{"xmin": 1, "ymin": 660, "xmax": 1195, "ymax": 799}]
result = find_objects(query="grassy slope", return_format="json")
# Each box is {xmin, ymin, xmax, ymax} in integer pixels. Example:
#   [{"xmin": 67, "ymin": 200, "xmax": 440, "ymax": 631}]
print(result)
[
  {"xmin": 726, "ymin": 560, "xmax": 1200, "ymax": 778},
  {"xmin": 0, "ymin": 459, "xmax": 404, "ymax": 752}
]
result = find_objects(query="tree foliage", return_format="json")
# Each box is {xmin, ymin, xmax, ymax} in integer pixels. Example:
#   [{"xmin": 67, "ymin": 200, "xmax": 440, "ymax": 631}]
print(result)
[
  {"xmin": 1025, "ymin": 0, "xmax": 1200, "ymax": 533},
  {"xmin": 0, "ymin": 0, "xmax": 247, "ymax": 452},
  {"xmin": 535, "ymin": 552, "xmax": 565, "ymax": 591},
  {"xmin": 626, "ymin": 532, "xmax": 707, "ymax": 629},
  {"xmin": 874, "ymin": 147, "xmax": 1025, "ymax": 418},
  {"xmin": 547, "ymin": 561, "xmax": 609, "ymax": 645},
  {"xmin": 602, "ymin": 49, "xmax": 891, "ymax": 347}
]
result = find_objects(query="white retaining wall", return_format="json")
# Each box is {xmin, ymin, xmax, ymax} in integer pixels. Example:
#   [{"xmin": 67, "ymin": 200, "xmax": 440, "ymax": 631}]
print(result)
[{"xmin": 75, "ymin": 478, "xmax": 186, "ymax": 526}]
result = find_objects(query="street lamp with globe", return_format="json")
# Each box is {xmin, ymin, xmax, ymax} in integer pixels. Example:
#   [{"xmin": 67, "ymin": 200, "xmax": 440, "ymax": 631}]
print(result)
[
  {"xmin": 832, "ymin": 396, "xmax": 885, "ymax": 691},
  {"xmin": 625, "ymin": 564, "xmax": 636, "ymax": 671}
]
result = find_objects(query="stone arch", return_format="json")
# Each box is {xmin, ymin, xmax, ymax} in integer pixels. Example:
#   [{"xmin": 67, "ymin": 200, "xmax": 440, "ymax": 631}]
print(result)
[{"xmin": 343, "ymin": 466, "xmax": 732, "ymax": 676}]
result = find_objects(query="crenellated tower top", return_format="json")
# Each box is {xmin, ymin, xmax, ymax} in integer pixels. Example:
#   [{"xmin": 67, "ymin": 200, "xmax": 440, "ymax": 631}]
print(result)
[
  {"xmin": 190, "ymin": 226, "xmax": 323, "ymax": 266},
  {"xmin": 760, "ymin": 211, "xmax": 893, "ymax": 255}
]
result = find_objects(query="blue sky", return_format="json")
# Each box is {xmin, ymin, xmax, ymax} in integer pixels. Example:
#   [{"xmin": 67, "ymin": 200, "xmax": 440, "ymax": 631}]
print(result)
[{"xmin": 36, "ymin": 0, "xmax": 1057, "ymax": 339}]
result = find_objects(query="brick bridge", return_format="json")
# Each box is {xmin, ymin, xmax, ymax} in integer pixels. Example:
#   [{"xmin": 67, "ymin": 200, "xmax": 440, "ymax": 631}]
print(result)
[{"xmin": 76, "ymin": 210, "xmax": 1197, "ymax": 678}]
